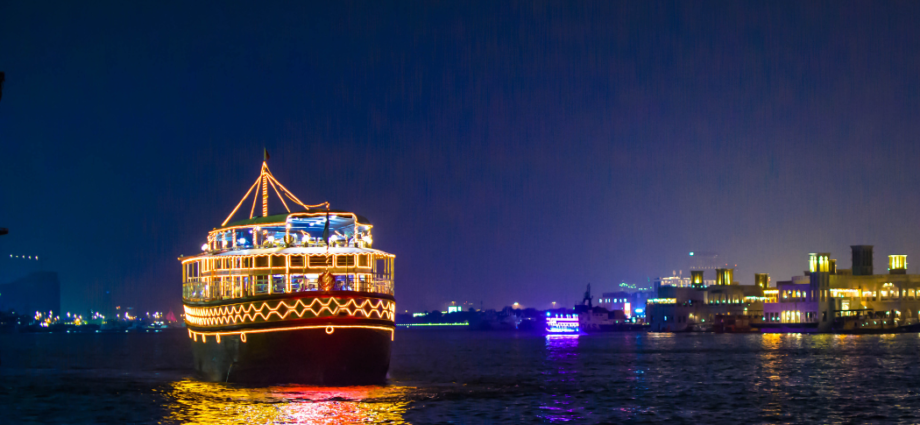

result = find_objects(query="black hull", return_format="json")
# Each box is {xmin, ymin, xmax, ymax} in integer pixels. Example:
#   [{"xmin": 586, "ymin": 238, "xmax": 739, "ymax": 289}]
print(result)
[
  {"xmin": 191, "ymin": 326, "xmax": 392, "ymax": 385},
  {"xmin": 183, "ymin": 291, "xmax": 396, "ymax": 385}
]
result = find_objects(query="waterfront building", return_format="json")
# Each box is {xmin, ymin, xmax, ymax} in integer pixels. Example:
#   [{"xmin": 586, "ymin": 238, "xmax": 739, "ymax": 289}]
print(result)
[
  {"xmin": 596, "ymin": 291, "xmax": 650, "ymax": 318},
  {"xmin": 646, "ymin": 269, "xmax": 765, "ymax": 332},
  {"xmin": 762, "ymin": 246, "xmax": 920, "ymax": 333}
]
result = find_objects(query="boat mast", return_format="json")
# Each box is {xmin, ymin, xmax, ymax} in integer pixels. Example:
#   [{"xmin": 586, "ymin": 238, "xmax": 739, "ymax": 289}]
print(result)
[
  {"xmin": 262, "ymin": 149, "xmax": 269, "ymax": 217},
  {"xmin": 220, "ymin": 154, "xmax": 330, "ymax": 227}
]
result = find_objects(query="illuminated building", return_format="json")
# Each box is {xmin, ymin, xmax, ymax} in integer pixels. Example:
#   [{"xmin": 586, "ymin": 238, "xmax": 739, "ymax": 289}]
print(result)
[
  {"xmin": 691, "ymin": 270, "xmax": 705, "ymax": 288},
  {"xmin": 646, "ymin": 273, "xmax": 765, "ymax": 332},
  {"xmin": 656, "ymin": 275, "xmax": 692, "ymax": 288},
  {"xmin": 179, "ymin": 160, "xmax": 395, "ymax": 384},
  {"xmin": 715, "ymin": 268, "xmax": 734, "ymax": 286},
  {"xmin": 763, "ymin": 246, "xmax": 920, "ymax": 333},
  {"xmin": 597, "ymin": 291, "xmax": 650, "ymax": 318}
]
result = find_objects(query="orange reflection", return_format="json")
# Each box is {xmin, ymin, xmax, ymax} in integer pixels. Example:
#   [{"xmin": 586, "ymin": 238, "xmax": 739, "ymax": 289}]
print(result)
[{"xmin": 164, "ymin": 380, "xmax": 410, "ymax": 424}]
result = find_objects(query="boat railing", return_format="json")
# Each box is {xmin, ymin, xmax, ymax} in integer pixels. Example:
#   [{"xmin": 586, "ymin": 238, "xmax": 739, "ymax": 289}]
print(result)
[{"xmin": 182, "ymin": 276, "xmax": 394, "ymax": 302}]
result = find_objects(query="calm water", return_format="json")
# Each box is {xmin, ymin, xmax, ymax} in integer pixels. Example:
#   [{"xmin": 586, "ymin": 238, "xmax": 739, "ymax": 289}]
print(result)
[{"xmin": 3, "ymin": 329, "xmax": 920, "ymax": 424}]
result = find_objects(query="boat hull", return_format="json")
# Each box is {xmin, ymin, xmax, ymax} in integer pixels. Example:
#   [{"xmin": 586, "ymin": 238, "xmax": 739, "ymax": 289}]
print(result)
[
  {"xmin": 183, "ymin": 291, "xmax": 396, "ymax": 385},
  {"xmin": 190, "ymin": 325, "xmax": 392, "ymax": 385}
]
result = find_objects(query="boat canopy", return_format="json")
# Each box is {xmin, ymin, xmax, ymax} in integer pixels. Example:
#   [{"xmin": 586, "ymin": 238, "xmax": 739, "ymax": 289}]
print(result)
[{"xmin": 201, "ymin": 162, "xmax": 376, "ymax": 253}]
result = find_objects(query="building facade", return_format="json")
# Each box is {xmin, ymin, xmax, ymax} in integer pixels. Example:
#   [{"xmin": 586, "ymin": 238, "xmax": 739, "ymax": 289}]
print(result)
[{"xmin": 763, "ymin": 246, "xmax": 920, "ymax": 332}]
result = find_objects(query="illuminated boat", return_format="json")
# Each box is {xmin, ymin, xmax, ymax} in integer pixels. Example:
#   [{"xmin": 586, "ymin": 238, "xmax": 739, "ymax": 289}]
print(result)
[
  {"xmin": 545, "ymin": 312, "xmax": 580, "ymax": 334},
  {"xmin": 179, "ymin": 159, "xmax": 395, "ymax": 385}
]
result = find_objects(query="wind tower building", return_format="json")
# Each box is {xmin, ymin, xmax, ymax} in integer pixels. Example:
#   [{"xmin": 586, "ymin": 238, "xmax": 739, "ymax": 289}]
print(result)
[
  {"xmin": 715, "ymin": 268, "xmax": 734, "ymax": 286},
  {"xmin": 691, "ymin": 270, "xmax": 705, "ymax": 289}
]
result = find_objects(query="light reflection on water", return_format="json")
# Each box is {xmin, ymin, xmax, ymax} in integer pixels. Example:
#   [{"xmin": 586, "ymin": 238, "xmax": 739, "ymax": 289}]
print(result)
[
  {"xmin": 538, "ymin": 335, "xmax": 582, "ymax": 423},
  {"xmin": 164, "ymin": 380, "xmax": 411, "ymax": 424},
  {"xmin": 7, "ymin": 330, "xmax": 920, "ymax": 423}
]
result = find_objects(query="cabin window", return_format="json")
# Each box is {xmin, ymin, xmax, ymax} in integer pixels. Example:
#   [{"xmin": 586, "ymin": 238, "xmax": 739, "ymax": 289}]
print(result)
[
  {"xmin": 186, "ymin": 262, "xmax": 199, "ymax": 279},
  {"xmin": 272, "ymin": 274, "xmax": 286, "ymax": 293},
  {"xmin": 336, "ymin": 255, "xmax": 355, "ymax": 267},
  {"xmin": 222, "ymin": 277, "xmax": 234, "ymax": 299},
  {"xmin": 271, "ymin": 255, "xmax": 286, "ymax": 268},
  {"xmin": 305, "ymin": 276, "xmax": 319, "ymax": 291},
  {"xmin": 310, "ymin": 255, "xmax": 332, "ymax": 267},
  {"xmin": 233, "ymin": 276, "xmax": 243, "ymax": 298},
  {"xmin": 359, "ymin": 254, "xmax": 369, "ymax": 267},
  {"xmin": 335, "ymin": 274, "xmax": 353, "ymax": 290},
  {"xmin": 255, "ymin": 256, "xmax": 269, "ymax": 268},
  {"xmin": 290, "ymin": 255, "xmax": 305, "ymax": 267},
  {"xmin": 241, "ymin": 276, "xmax": 251, "ymax": 296},
  {"xmin": 254, "ymin": 275, "xmax": 269, "ymax": 294},
  {"xmin": 243, "ymin": 257, "xmax": 252, "ymax": 268},
  {"xmin": 291, "ymin": 275, "xmax": 305, "ymax": 292}
]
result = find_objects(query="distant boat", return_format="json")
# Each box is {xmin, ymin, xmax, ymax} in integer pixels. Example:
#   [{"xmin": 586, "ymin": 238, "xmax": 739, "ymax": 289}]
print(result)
[
  {"xmin": 179, "ymin": 159, "xmax": 396, "ymax": 384},
  {"xmin": 545, "ymin": 312, "xmax": 580, "ymax": 334}
]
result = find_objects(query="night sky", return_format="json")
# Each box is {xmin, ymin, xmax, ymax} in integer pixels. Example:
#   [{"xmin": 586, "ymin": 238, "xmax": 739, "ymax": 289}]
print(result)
[{"xmin": 2, "ymin": 2, "xmax": 920, "ymax": 314}]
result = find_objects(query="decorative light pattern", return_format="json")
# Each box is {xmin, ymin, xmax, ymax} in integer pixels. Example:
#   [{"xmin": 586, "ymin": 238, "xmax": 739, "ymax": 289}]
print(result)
[
  {"xmin": 546, "ymin": 313, "xmax": 579, "ymax": 333},
  {"xmin": 188, "ymin": 323, "xmax": 395, "ymax": 343},
  {"xmin": 221, "ymin": 161, "xmax": 331, "ymax": 226},
  {"xmin": 184, "ymin": 297, "xmax": 395, "ymax": 327}
]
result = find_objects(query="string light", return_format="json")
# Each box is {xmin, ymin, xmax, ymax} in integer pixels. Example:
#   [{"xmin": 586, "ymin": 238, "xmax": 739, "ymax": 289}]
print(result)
[
  {"xmin": 188, "ymin": 324, "xmax": 395, "ymax": 343},
  {"xmin": 266, "ymin": 175, "xmax": 291, "ymax": 213},
  {"xmin": 221, "ymin": 176, "xmax": 262, "ymax": 226},
  {"xmin": 262, "ymin": 163, "xmax": 269, "ymax": 217},
  {"xmin": 184, "ymin": 296, "xmax": 395, "ymax": 326},
  {"xmin": 184, "ymin": 159, "xmax": 398, "ymax": 350}
]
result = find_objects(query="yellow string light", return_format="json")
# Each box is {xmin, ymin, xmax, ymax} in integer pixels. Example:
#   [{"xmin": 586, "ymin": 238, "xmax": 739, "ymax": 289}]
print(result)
[
  {"xmin": 249, "ymin": 171, "xmax": 261, "ymax": 219},
  {"xmin": 221, "ymin": 176, "xmax": 262, "ymax": 227},
  {"xmin": 266, "ymin": 175, "xmax": 291, "ymax": 213},
  {"xmin": 223, "ymin": 161, "xmax": 338, "ymax": 226}
]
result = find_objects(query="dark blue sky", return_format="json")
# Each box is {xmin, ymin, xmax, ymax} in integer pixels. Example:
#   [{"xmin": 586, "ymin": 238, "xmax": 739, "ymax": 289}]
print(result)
[{"xmin": 2, "ymin": 2, "xmax": 920, "ymax": 313}]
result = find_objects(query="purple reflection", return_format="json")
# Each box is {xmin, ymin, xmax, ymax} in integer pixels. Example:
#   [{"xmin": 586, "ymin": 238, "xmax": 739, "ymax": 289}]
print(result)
[{"xmin": 538, "ymin": 335, "xmax": 583, "ymax": 422}]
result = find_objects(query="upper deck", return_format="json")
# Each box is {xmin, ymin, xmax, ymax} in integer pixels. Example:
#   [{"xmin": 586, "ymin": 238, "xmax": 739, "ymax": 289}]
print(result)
[{"xmin": 179, "ymin": 160, "xmax": 395, "ymax": 304}]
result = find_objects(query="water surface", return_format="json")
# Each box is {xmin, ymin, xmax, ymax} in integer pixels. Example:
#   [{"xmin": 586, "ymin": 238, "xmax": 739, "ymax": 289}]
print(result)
[{"xmin": 2, "ymin": 329, "xmax": 920, "ymax": 423}]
